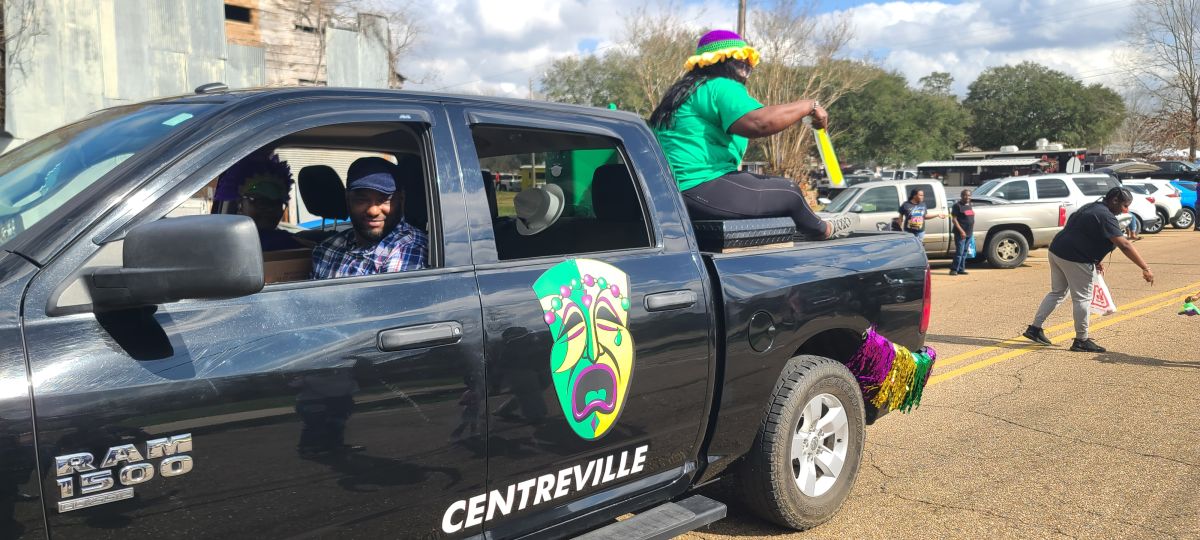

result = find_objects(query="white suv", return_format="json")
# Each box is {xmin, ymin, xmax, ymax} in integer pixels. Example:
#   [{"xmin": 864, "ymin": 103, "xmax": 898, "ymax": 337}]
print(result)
[
  {"xmin": 1122, "ymin": 178, "xmax": 1188, "ymax": 229},
  {"xmin": 973, "ymin": 173, "xmax": 1158, "ymax": 233}
]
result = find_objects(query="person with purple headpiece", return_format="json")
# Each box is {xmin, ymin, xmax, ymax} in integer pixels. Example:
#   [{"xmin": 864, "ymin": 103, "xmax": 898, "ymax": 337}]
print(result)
[
  {"xmin": 650, "ymin": 29, "xmax": 856, "ymax": 240},
  {"xmin": 215, "ymin": 147, "xmax": 303, "ymax": 251}
]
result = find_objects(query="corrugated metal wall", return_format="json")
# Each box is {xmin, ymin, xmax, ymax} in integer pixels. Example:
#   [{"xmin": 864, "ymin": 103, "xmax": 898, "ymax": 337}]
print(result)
[
  {"xmin": 327, "ymin": 13, "xmax": 389, "ymax": 88},
  {"xmin": 4, "ymin": 0, "xmax": 390, "ymax": 146}
]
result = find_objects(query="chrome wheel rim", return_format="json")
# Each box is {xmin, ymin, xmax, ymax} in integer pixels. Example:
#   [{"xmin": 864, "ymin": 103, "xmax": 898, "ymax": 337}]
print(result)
[
  {"xmin": 791, "ymin": 393, "xmax": 849, "ymax": 498},
  {"xmin": 1178, "ymin": 210, "xmax": 1195, "ymax": 228},
  {"xmin": 996, "ymin": 238, "xmax": 1020, "ymax": 261}
]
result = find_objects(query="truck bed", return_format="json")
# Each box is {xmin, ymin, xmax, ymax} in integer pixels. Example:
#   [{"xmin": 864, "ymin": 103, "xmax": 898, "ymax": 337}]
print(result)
[{"xmin": 695, "ymin": 230, "xmax": 929, "ymax": 482}]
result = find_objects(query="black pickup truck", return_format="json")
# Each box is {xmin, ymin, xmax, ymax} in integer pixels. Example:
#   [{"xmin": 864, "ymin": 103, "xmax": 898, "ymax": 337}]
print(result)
[{"xmin": 0, "ymin": 88, "xmax": 930, "ymax": 539}]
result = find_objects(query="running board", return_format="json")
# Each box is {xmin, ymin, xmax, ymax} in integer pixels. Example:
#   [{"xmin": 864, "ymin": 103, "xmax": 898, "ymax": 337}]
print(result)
[{"xmin": 573, "ymin": 495, "xmax": 726, "ymax": 540}]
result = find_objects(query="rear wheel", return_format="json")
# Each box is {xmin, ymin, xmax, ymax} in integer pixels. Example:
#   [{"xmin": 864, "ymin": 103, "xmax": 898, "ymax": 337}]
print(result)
[
  {"xmin": 1143, "ymin": 212, "xmax": 1164, "ymax": 234},
  {"xmin": 1172, "ymin": 208, "xmax": 1194, "ymax": 229},
  {"xmin": 985, "ymin": 230, "xmax": 1029, "ymax": 269},
  {"xmin": 736, "ymin": 355, "xmax": 865, "ymax": 530}
]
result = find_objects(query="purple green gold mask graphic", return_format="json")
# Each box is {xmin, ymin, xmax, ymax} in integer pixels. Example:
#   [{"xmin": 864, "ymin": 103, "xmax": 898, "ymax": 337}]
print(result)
[{"xmin": 534, "ymin": 259, "xmax": 634, "ymax": 440}]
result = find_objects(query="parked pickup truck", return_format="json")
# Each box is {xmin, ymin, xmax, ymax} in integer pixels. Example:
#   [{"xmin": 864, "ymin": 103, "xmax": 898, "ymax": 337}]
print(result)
[
  {"xmin": 819, "ymin": 179, "xmax": 1066, "ymax": 268},
  {"xmin": 0, "ymin": 87, "xmax": 931, "ymax": 539}
]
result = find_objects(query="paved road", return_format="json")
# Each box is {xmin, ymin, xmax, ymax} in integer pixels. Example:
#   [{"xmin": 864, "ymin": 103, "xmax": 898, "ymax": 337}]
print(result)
[{"xmin": 685, "ymin": 228, "xmax": 1200, "ymax": 539}]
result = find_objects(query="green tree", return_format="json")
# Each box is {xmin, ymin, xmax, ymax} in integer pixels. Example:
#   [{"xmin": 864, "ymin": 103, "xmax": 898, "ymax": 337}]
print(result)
[
  {"xmin": 833, "ymin": 69, "xmax": 970, "ymax": 165},
  {"xmin": 918, "ymin": 71, "xmax": 954, "ymax": 96},
  {"xmin": 963, "ymin": 62, "xmax": 1125, "ymax": 149}
]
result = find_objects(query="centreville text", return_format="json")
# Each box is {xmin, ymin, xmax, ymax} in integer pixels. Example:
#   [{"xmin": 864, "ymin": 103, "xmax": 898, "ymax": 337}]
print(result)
[{"xmin": 441, "ymin": 445, "xmax": 649, "ymax": 533}]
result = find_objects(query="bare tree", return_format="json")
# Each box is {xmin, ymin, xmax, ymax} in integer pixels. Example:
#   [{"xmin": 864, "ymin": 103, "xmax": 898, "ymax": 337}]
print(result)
[
  {"xmin": 1, "ymin": 0, "xmax": 44, "ymax": 131},
  {"xmin": 282, "ymin": 0, "xmax": 422, "ymax": 87},
  {"xmin": 747, "ymin": 0, "xmax": 873, "ymax": 179},
  {"xmin": 1129, "ymin": 0, "xmax": 1200, "ymax": 160},
  {"xmin": 1112, "ymin": 88, "xmax": 1172, "ymax": 157},
  {"xmin": 618, "ymin": 3, "xmax": 696, "ymax": 116},
  {"xmin": 340, "ymin": 0, "xmax": 424, "ymax": 87}
]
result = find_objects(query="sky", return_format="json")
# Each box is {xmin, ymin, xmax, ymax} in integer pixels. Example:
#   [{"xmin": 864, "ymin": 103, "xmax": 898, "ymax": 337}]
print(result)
[{"xmin": 397, "ymin": 0, "xmax": 1140, "ymax": 98}]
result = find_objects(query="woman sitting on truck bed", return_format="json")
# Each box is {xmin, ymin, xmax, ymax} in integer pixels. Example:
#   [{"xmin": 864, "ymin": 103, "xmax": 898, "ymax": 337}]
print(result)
[{"xmin": 650, "ymin": 29, "xmax": 853, "ymax": 240}]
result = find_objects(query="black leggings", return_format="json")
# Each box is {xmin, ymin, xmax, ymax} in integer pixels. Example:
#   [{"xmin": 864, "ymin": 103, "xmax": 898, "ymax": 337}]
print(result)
[{"xmin": 682, "ymin": 171, "xmax": 827, "ymax": 236}]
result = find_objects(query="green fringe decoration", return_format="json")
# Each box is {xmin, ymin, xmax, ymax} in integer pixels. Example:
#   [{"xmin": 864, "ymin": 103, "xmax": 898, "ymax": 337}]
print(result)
[{"xmin": 900, "ymin": 351, "xmax": 934, "ymax": 412}]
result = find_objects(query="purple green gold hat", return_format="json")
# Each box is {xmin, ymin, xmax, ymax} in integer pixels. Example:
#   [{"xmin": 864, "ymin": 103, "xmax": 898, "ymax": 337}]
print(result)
[{"xmin": 685, "ymin": 29, "xmax": 760, "ymax": 71}]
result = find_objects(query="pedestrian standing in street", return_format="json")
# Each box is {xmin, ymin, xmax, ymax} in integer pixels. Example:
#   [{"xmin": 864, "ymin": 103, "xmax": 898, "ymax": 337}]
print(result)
[
  {"xmin": 1023, "ymin": 187, "xmax": 1154, "ymax": 352},
  {"xmin": 898, "ymin": 188, "xmax": 943, "ymax": 239},
  {"xmin": 949, "ymin": 189, "xmax": 974, "ymax": 275}
]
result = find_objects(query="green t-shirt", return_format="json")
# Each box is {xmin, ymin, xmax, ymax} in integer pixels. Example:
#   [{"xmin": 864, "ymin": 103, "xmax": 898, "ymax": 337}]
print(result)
[{"xmin": 653, "ymin": 78, "xmax": 764, "ymax": 191}]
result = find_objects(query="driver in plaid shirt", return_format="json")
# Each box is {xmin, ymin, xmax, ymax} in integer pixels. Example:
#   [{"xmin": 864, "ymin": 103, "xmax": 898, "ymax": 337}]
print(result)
[{"xmin": 312, "ymin": 157, "xmax": 428, "ymax": 279}]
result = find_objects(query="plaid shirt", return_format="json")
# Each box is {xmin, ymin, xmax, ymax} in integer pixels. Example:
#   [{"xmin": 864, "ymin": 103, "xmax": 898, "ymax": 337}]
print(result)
[{"xmin": 311, "ymin": 220, "xmax": 428, "ymax": 279}]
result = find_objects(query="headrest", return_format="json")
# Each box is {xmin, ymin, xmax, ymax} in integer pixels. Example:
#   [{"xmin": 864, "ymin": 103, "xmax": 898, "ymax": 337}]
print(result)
[
  {"xmin": 395, "ymin": 154, "xmax": 428, "ymax": 230},
  {"xmin": 298, "ymin": 165, "xmax": 348, "ymax": 220},
  {"xmin": 592, "ymin": 164, "xmax": 641, "ymax": 222},
  {"xmin": 482, "ymin": 171, "xmax": 499, "ymax": 220}
]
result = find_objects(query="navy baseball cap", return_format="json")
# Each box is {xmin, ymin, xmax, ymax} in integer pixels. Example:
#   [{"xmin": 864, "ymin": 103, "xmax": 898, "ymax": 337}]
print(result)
[{"xmin": 346, "ymin": 157, "xmax": 398, "ymax": 195}]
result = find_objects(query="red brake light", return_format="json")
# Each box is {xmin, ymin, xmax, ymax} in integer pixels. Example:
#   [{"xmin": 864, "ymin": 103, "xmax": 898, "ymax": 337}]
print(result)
[
  {"xmin": 1146, "ymin": 196, "xmax": 1156, "ymax": 204},
  {"xmin": 920, "ymin": 266, "xmax": 932, "ymax": 334},
  {"xmin": 1058, "ymin": 205, "xmax": 1067, "ymax": 227}
]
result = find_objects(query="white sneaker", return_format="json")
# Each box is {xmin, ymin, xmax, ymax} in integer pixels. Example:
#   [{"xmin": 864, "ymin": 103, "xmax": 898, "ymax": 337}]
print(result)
[{"xmin": 826, "ymin": 213, "xmax": 859, "ymax": 239}]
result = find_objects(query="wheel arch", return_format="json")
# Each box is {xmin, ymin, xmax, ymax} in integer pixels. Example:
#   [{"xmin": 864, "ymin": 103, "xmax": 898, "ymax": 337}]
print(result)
[{"xmin": 984, "ymin": 224, "xmax": 1033, "ymax": 247}]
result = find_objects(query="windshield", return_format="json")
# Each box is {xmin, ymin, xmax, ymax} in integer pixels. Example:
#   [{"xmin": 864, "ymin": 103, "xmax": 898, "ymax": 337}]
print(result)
[
  {"xmin": 1176, "ymin": 181, "xmax": 1196, "ymax": 192},
  {"xmin": 974, "ymin": 180, "xmax": 1000, "ymax": 196},
  {"xmin": 823, "ymin": 187, "xmax": 862, "ymax": 213},
  {"xmin": 0, "ymin": 103, "xmax": 213, "ymax": 249}
]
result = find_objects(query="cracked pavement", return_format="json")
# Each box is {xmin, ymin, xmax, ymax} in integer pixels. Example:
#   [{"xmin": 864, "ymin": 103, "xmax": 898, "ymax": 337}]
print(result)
[{"xmin": 683, "ymin": 228, "xmax": 1200, "ymax": 539}]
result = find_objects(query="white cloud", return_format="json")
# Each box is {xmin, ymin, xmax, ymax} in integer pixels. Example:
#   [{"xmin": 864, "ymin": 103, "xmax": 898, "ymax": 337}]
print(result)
[
  {"xmin": 827, "ymin": 0, "xmax": 1138, "ymax": 94},
  {"xmin": 396, "ymin": 0, "xmax": 1138, "ymax": 98},
  {"xmin": 400, "ymin": 0, "xmax": 736, "ymax": 97}
]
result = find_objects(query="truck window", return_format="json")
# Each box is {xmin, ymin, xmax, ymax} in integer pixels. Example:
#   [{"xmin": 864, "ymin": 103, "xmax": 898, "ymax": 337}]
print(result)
[
  {"xmin": 909, "ymin": 183, "xmax": 938, "ymax": 205},
  {"xmin": 168, "ymin": 121, "xmax": 434, "ymax": 284},
  {"xmin": 991, "ymin": 180, "xmax": 1030, "ymax": 201},
  {"xmin": 1072, "ymin": 176, "xmax": 1117, "ymax": 196},
  {"xmin": 1035, "ymin": 178, "xmax": 1070, "ymax": 198},
  {"xmin": 856, "ymin": 186, "xmax": 899, "ymax": 213},
  {"xmin": 0, "ymin": 103, "xmax": 215, "ymax": 249},
  {"xmin": 470, "ymin": 125, "xmax": 652, "ymax": 260}
]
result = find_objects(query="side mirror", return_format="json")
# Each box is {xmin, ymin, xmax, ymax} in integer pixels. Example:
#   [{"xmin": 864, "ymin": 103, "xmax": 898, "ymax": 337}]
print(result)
[
  {"xmin": 89, "ymin": 215, "xmax": 265, "ymax": 310},
  {"xmin": 850, "ymin": 204, "xmax": 864, "ymax": 213},
  {"xmin": 818, "ymin": 197, "xmax": 832, "ymax": 205}
]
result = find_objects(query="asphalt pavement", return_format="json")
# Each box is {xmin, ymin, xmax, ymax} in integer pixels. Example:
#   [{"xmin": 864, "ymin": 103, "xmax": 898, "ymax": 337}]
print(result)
[{"xmin": 685, "ymin": 227, "xmax": 1200, "ymax": 540}]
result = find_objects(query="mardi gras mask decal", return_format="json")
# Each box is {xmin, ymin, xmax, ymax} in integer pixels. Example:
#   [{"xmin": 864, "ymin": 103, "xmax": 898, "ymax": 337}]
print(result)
[{"xmin": 534, "ymin": 259, "xmax": 634, "ymax": 440}]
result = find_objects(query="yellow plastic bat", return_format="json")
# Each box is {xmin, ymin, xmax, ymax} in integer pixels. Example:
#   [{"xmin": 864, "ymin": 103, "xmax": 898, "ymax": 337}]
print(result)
[{"xmin": 805, "ymin": 115, "xmax": 843, "ymax": 187}]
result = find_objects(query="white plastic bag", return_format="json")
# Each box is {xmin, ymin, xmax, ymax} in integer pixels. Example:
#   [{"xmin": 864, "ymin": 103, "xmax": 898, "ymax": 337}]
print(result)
[{"xmin": 1089, "ymin": 274, "xmax": 1117, "ymax": 316}]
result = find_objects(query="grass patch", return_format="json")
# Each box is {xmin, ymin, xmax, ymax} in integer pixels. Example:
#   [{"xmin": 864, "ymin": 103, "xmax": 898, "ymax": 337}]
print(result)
[{"xmin": 497, "ymin": 191, "xmax": 516, "ymax": 216}]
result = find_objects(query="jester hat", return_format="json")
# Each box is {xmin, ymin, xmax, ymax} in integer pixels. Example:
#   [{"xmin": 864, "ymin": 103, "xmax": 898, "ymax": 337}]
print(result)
[{"xmin": 684, "ymin": 29, "xmax": 761, "ymax": 72}]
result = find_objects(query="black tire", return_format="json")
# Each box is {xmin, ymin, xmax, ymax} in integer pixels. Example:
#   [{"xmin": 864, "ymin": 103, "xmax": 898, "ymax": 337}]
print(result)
[
  {"xmin": 1143, "ymin": 213, "xmax": 1164, "ymax": 234},
  {"xmin": 736, "ymin": 355, "xmax": 865, "ymax": 530},
  {"xmin": 1172, "ymin": 207, "xmax": 1194, "ymax": 229},
  {"xmin": 985, "ymin": 229, "xmax": 1029, "ymax": 269}
]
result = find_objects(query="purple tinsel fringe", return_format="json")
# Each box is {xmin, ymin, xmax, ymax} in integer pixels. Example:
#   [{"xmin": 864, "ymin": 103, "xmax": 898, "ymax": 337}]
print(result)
[{"xmin": 846, "ymin": 326, "xmax": 895, "ymax": 388}]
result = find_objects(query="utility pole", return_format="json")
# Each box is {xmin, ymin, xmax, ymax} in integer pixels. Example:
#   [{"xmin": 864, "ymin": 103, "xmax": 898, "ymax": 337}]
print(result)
[{"xmin": 737, "ymin": 0, "xmax": 746, "ymax": 36}]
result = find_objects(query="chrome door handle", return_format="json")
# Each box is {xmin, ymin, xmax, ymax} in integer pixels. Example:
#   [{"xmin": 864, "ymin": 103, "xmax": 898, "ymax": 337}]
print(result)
[
  {"xmin": 378, "ymin": 322, "xmax": 463, "ymax": 352},
  {"xmin": 644, "ymin": 290, "xmax": 697, "ymax": 312}
]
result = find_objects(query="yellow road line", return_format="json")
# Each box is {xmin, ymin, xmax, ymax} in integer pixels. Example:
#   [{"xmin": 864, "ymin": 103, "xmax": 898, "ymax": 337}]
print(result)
[
  {"xmin": 933, "ymin": 279, "xmax": 1200, "ymax": 369},
  {"xmin": 928, "ymin": 293, "xmax": 1188, "ymax": 386}
]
